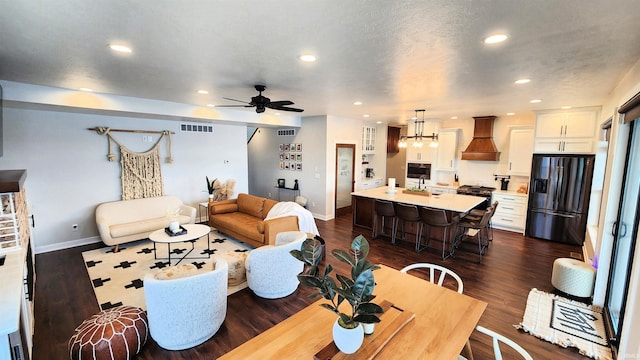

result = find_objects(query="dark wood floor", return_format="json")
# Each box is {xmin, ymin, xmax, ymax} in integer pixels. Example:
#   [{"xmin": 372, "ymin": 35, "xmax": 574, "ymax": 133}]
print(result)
[{"xmin": 34, "ymin": 213, "xmax": 592, "ymax": 359}]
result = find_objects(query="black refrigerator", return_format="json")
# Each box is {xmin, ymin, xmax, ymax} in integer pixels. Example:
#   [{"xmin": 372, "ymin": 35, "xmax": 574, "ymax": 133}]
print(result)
[{"xmin": 525, "ymin": 154, "xmax": 595, "ymax": 245}]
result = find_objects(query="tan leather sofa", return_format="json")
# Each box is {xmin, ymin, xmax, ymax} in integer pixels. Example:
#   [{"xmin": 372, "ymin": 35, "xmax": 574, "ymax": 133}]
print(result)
[{"xmin": 208, "ymin": 193, "xmax": 299, "ymax": 248}]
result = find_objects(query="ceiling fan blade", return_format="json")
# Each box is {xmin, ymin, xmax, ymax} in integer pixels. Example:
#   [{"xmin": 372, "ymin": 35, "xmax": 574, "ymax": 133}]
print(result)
[
  {"xmin": 215, "ymin": 104, "xmax": 254, "ymax": 108},
  {"xmin": 222, "ymin": 97, "xmax": 252, "ymax": 105},
  {"xmin": 266, "ymin": 100, "xmax": 294, "ymax": 107},
  {"xmin": 270, "ymin": 106, "xmax": 304, "ymax": 112}
]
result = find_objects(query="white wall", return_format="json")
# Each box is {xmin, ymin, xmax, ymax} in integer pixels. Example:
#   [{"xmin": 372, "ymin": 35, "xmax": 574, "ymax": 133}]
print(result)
[
  {"xmin": 248, "ymin": 115, "xmax": 328, "ymax": 218},
  {"xmin": 0, "ymin": 106, "xmax": 248, "ymax": 252}
]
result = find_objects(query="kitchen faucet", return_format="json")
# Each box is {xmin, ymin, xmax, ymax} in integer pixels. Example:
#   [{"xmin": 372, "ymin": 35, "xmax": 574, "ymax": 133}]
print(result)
[{"xmin": 419, "ymin": 175, "xmax": 428, "ymax": 189}]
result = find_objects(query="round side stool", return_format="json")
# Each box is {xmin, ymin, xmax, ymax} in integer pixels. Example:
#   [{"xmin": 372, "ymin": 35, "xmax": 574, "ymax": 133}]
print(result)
[
  {"xmin": 69, "ymin": 305, "xmax": 148, "ymax": 360},
  {"xmin": 551, "ymin": 258, "xmax": 596, "ymax": 297}
]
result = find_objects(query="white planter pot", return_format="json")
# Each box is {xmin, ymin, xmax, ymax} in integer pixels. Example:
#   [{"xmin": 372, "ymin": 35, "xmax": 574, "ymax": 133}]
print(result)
[
  {"xmin": 363, "ymin": 323, "xmax": 375, "ymax": 335},
  {"xmin": 332, "ymin": 319, "xmax": 364, "ymax": 354}
]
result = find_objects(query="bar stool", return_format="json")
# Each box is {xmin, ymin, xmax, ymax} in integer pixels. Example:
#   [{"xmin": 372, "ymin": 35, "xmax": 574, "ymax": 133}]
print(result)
[
  {"xmin": 372, "ymin": 199, "xmax": 396, "ymax": 242},
  {"xmin": 418, "ymin": 207, "xmax": 460, "ymax": 259},
  {"xmin": 464, "ymin": 201, "xmax": 498, "ymax": 242},
  {"xmin": 455, "ymin": 208, "xmax": 492, "ymax": 263},
  {"xmin": 392, "ymin": 202, "xmax": 422, "ymax": 250}
]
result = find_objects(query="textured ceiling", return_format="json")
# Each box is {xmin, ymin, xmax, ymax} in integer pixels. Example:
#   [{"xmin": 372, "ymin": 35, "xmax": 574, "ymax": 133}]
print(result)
[{"xmin": 1, "ymin": 0, "xmax": 640, "ymax": 124}]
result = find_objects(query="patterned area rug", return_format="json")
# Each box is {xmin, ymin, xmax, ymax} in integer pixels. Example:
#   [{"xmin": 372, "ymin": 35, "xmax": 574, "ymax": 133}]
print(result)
[
  {"xmin": 82, "ymin": 229, "xmax": 253, "ymax": 311},
  {"xmin": 515, "ymin": 288, "xmax": 612, "ymax": 360}
]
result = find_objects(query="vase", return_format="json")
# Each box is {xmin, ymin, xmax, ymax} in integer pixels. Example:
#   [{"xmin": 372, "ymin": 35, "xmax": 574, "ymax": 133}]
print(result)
[
  {"xmin": 332, "ymin": 319, "xmax": 364, "ymax": 354},
  {"xmin": 363, "ymin": 323, "xmax": 375, "ymax": 335},
  {"xmin": 208, "ymin": 194, "xmax": 214, "ymax": 204}
]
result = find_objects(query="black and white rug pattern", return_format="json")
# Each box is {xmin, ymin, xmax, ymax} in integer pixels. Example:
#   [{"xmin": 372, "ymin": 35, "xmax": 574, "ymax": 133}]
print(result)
[
  {"xmin": 516, "ymin": 288, "xmax": 612, "ymax": 360},
  {"xmin": 82, "ymin": 229, "xmax": 253, "ymax": 311}
]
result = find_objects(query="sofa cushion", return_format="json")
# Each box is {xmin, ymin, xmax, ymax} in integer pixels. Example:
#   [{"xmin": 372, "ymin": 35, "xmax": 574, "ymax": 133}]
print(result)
[
  {"xmin": 237, "ymin": 194, "xmax": 265, "ymax": 218},
  {"xmin": 211, "ymin": 212, "xmax": 263, "ymax": 242},
  {"xmin": 109, "ymin": 214, "xmax": 191, "ymax": 238},
  {"xmin": 211, "ymin": 203, "xmax": 238, "ymax": 215},
  {"xmin": 263, "ymin": 199, "xmax": 278, "ymax": 219}
]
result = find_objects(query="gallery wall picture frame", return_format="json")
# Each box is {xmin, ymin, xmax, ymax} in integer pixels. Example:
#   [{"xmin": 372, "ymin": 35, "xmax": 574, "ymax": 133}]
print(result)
[
  {"xmin": 296, "ymin": 144, "xmax": 302, "ymax": 152},
  {"xmin": 296, "ymin": 163, "xmax": 302, "ymax": 171},
  {"xmin": 279, "ymin": 144, "xmax": 284, "ymax": 151},
  {"xmin": 290, "ymin": 143, "xmax": 296, "ymax": 152},
  {"xmin": 284, "ymin": 144, "xmax": 290, "ymax": 151},
  {"xmin": 278, "ymin": 143, "xmax": 302, "ymax": 170},
  {"xmin": 296, "ymin": 154, "xmax": 302, "ymax": 161}
]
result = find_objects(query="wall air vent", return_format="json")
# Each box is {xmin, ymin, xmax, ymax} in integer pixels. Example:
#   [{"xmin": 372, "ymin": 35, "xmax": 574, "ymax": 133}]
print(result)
[
  {"xmin": 180, "ymin": 123, "xmax": 214, "ymax": 133},
  {"xmin": 277, "ymin": 129, "xmax": 296, "ymax": 136}
]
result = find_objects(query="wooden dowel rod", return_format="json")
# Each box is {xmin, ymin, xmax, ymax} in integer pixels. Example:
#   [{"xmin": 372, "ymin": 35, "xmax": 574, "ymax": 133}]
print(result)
[{"xmin": 87, "ymin": 127, "xmax": 175, "ymax": 135}]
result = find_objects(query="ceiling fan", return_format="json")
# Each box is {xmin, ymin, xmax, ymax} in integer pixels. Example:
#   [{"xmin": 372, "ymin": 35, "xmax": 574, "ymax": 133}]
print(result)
[{"xmin": 216, "ymin": 85, "xmax": 304, "ymax": 113}]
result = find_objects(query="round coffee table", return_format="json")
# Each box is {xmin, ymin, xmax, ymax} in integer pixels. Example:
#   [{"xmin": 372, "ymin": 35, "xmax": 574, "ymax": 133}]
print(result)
[{"xmin": 148, "ymin": 223, "xmax": 211, "ymax": 265}]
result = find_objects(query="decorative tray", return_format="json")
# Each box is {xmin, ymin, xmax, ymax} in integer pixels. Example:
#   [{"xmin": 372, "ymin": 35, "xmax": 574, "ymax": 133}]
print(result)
[
  {"xmin": 402, "ymin": 189, "xmax": 431, "ymax": 197},
  {"xmin": 165, "ymin": 225, "xmax": 187, "ymax": 237},
  {"xmin": 314, "ymin": 300, "xmax": 415, "ymax": 360}
]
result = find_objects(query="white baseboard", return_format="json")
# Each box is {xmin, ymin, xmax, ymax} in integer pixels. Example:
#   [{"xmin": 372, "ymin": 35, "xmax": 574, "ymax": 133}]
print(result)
[{"xmin": 35, "ymin": 236, "xmax": 102, "ymax": 254}]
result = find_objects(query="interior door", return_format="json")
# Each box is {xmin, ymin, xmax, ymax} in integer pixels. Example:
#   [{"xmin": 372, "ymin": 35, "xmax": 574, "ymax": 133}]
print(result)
[
  {"xmin": 605, "ymin": 119, "xmax": 640, "ymax": 351},
  {"xmin": 335, "ymin": 144, "xmax": 355, "ymax": 217}
]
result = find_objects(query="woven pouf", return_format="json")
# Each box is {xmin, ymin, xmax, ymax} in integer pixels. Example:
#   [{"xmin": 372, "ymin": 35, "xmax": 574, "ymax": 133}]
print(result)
[
  {"xmin": 551, "ymin": 258, "xmax": 596, "ymax": 297},
  {"xmin": 69, "ymin": 305, "xmax": 148, "ymax": 360},
  {"xmin": 217, "ymin": 251, "xmax": 248, "ymax": 285}
]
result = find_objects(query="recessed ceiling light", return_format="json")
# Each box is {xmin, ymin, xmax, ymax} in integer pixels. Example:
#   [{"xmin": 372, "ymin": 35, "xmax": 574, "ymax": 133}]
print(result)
[
  {"xmin": 275, "ymin": 112, "xmax": 281, "ymax": 116},
  {"xmin": 483, "ymin": 34, "xmax": 508, "ymax": 44},
  {"xmin": 506, "ymin": 112, "xmax": 515, "ymax": 116},
  {"xmin": 207, "ymin": 104, "xmax": 215, "ymax": 107},
  {"xmin": 299, "ymin": 54, "xmax": 317, "ymax": 62},
  {"xmin": 561, "ymin": 106, "xmax": 572, "ymax": 109},
  {"xmin": 451, "ymin": 116, "xmax": 458, "ymax": 119},
  {"xmin": 79, "ymin": 87, "xmax": 93, "ymax": 92},
  {"xmin": 530, "ymin": 99, "xmax": 542, "ymax": 103},
  {"xmin": 197, "ymin": 90, "xmax": 209, "ymax": 94},
  {"xmin": 109, "ymin": 44, "xmax": 132, "ymax": 53},
  {"xmin": 376, "ymin": 121, "xmax": 382, "ymax": 124},
  {"xmin": 363, "ymin": 114, "xmax": 370, "ymax": 118},
  {"xmin": 353, "ymin": 101, "xmax": 362, "ymax": 105},
  {"xmin": 514, "ymin": 79, "xmax": 531, "ymax": 84}
]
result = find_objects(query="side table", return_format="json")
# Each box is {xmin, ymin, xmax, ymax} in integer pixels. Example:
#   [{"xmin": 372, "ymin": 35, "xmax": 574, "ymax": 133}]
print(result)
[{"xmin": 198, "ymin": 202, "xmax": 210, "ymax": 223}]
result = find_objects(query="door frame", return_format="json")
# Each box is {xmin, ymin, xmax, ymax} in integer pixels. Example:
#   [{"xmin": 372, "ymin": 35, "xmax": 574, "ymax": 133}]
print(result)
[{"xmin": 335, "ymin": 143, "xmax": 356, "ymax": 217}]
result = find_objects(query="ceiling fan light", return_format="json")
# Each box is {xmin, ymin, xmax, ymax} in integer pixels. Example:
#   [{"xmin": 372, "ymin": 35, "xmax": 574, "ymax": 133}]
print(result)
[
  {"xmin": 483, "ymin": 33, "xmax": 508, "ymax": 44},
  {"xmin": 109, "ymin": 44, "xmax": 132, "ymax": 53}
]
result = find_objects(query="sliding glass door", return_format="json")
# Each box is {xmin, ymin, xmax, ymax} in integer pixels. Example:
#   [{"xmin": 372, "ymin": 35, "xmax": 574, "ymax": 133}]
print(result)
[{"xmin": 605, "ymin": 119, "xmax": 640, "ymax": 352}]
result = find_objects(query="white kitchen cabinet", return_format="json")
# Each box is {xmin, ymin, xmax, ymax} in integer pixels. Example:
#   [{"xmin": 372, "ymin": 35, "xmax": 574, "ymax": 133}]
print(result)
[
  {"xmin": 362, "ymin": 125, "xmax": 377, "ymax": 154},
  {"xmin": 430, "ymin": 185, "xmax": 456, "ymax": 195},
  {"xmin": 507, "ymin": 127, "xmax": 534, "ymax": 176},
  {"xmin": 534, "ymin": 108, "xmax": 599, "ymax": 153},
  {"xmin": 491, "ymin": 192, "xmax": 527, "ymax": 233},
  {"xmin": 360, "ymin": 178, "xmax": 383, "ymax": 190},
  {"xmin": 435, "ymin": 129, "xmax": 459, "ymax": 172}
]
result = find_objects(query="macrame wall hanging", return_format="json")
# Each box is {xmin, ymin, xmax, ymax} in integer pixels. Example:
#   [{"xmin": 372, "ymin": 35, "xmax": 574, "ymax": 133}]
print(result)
[{"xmin": 90, "ymin": 127, "xmax": 175, "ymax": 200}]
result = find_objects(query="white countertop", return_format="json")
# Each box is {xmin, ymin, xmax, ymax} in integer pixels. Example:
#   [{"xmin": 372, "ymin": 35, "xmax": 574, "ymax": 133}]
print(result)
[
  {"xmin": 352, "ymin": 187, "xmax": 485, "ymax": 213},
  {"xmin": 0, "ymin": 247, "xmax": 26, "ymax": 335}
]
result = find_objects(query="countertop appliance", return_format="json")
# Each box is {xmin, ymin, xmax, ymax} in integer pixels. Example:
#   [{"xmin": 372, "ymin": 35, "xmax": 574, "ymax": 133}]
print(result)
[
  {"xmin": 456, "ymin": 185, "xmax": 495, "ymax": 210},
  {"xmin": 365, "ymin": 168, "xmax": 375, "ymax": 178},
  {"xmin": 526, "ymin": 154, "xmax": 594, "ymax": 245}
]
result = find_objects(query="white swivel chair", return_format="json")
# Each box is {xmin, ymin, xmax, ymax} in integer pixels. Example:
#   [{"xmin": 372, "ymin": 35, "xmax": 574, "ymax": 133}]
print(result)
[
  {"xmin": 400, "ymin": 263, "xmax": 464, "ymax": 293},
  {"xmin": 143, "ymin": 259, "xmax": 228, "ymax": 350},
  {"xmin": 458, "ymin": 325, "xmax": 533, "ymax": 360},
  {"xmin": 245, "ymin": 230, "xmax": 306, "ymax": 299}
]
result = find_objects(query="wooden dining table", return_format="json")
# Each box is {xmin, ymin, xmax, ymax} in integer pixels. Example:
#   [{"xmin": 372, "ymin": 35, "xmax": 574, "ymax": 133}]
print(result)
[{"xmin": 219, "ymin": 265, "xmax": 487, "ymax": 360}]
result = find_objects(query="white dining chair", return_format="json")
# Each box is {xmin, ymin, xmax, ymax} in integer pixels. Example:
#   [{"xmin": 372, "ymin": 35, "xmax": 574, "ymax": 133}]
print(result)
[
  {"xmin": 400, "ymin": 263, "xmax": 463, "ymax": 293},
  {"xmin": 457, "ymin": 325, "xmax": 534, "ymax": 360}
]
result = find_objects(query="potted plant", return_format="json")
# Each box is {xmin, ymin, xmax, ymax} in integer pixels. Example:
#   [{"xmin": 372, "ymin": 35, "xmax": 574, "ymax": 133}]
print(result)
[
  {"xmin": 290, "ymin": 235, "xmax": 383, "ymax": 354},
  {"xmin": 206, "ymin": 176, "xmax": 217, "ymax": 203}
]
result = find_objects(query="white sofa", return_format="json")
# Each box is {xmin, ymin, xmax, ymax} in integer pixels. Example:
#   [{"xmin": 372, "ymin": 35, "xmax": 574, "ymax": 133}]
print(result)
[
  {"xmin": 245, "ymin": 230, "xmax": 306, "ymax": 299},
  {"xmin": 95, "ymin": 195, "xmax": 196, "ymax": 250}
]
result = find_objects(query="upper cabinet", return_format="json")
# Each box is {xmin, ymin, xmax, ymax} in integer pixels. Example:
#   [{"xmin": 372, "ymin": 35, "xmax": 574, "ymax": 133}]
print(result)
[
  {"xmin": 435, "ymin": 128, "xmax": 459, "ymax": 171},
  {"xmin": 534, "ymin": 108, "xmax": 599, "ymax": 153},
  {"xmin": 507, "ymin": 127, "xmax": 534, "ymax": 176},
  {"xmin": 362, "ymin": 125, "xmax": 377, "ymax": 154},
  {"xmin": 387, "ymin": 126, "xmax": 400, "ymax": 153}
]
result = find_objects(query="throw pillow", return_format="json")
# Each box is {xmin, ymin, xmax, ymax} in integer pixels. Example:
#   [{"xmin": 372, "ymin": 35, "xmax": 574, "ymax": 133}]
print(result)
[{"xmin": 154, "ymin": 264, "xmax": 199, "ymax": 280}]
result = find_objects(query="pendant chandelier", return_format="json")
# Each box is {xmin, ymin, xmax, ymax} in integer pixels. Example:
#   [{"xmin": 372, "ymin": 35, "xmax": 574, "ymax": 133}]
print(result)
[{"xmin": 398, "ymin": 109, "xmax": 439, "ymax": 149}]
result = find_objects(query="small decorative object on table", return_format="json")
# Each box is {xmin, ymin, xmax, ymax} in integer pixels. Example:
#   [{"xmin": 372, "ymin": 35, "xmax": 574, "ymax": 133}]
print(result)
[
  {"xmin": 165, "ymin": 225, "xmax": 187, "ymax": 236},
  {"xmin": 206, "ymin": 176, "xmax": 218, "ymax": 203},
  {"xmin": 290, "ymin": 235, "xmax": 384, "ymax": 354},
  {"xmin": 402, "ymin": 187, "xmax": 431, "ymax": 196}
]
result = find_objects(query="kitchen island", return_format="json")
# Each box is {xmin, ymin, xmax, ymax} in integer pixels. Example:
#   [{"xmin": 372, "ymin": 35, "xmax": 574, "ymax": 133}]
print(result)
[{"xmin": 351, "ymin": 187, "xmax": 485, "ymax": 246}]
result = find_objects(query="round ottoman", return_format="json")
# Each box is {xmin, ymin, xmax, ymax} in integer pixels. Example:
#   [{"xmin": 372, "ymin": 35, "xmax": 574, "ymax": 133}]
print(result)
[
  {"xmin": 551, "ymin": 258, "xmax": 596, "ymax": 297},
  {"xmin": 69, "ymin": 305, "xmax": 148, "ymax": 360},
  {"xmin": 217, "ymin": 251, "xmax": 248, "ymax": 286}
]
